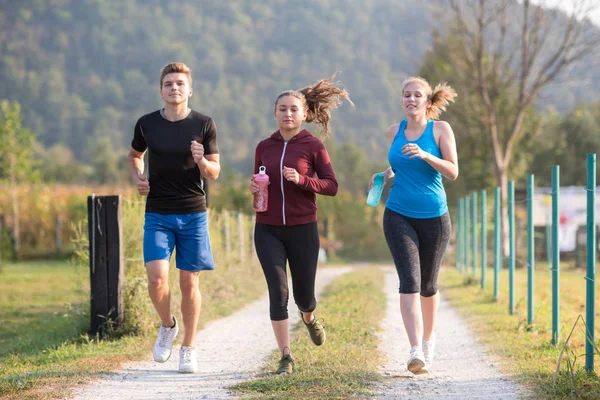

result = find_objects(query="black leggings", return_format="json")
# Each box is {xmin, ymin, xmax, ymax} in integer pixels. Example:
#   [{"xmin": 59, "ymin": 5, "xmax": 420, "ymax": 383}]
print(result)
[
  {"xmin": 383, "ymin": 208, "xmax": 451, "ymax": 297},
  {"xmin": 254, "ymin": 221, "xmax": 320, "ymax": 321}
]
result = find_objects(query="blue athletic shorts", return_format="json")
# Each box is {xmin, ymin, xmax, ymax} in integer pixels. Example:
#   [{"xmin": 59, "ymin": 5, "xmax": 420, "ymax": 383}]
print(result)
[{"xmin": 143, "ymin": 212, "xmax": 214, "ymax": 272}]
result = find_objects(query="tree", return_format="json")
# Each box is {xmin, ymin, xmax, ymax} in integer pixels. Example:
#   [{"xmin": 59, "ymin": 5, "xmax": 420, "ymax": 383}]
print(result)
[
  {"xmin": 0, "ymin": 100, "xmax": 40, "ymax": 259},
  {"xmin": 87, "ymin": 137, "xmax": 128, "ymax": 183},
  {"xmin": 418, "ymin": 30, "xmax": 543, "ymax": 202},
  {"xmin": 529, "ymin": 103, "xmax": 600, "ymax": 186},
  {"xmin": 446, "ymin": 0, "xmax": 599, "ymax": 254}
]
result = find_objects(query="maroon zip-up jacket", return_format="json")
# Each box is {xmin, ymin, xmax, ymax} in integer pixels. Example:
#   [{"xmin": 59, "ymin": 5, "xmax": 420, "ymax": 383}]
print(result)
[{"xmin": 254, "ymin": 129, "xmax": 338, "ymax": 226}]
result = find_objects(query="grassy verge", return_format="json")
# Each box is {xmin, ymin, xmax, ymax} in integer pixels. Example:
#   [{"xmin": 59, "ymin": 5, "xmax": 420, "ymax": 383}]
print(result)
[
  {"xmin": 0, "ymin": 243, "xmax": 266, "ymax": 399},
  {"xmin": 232, "ymin": 266, "xmax": 386, "ymax": 399},
  {"xmin": 440, "ymin": 263, "xmax": 600, "ymax": 399}
]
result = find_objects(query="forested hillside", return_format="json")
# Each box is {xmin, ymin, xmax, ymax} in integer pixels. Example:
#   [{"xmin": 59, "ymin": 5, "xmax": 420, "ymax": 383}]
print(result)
[{"xmin": 1, "ymin": 0, "xmax": 598, "ymax": 172}]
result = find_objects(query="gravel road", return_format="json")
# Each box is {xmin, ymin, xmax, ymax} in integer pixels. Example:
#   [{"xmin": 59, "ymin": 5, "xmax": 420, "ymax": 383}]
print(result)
[
  {"xmin": 70, "ymin": 267, "xmax": 352, "ymax": 400},
  {"xmin": 376, "ymin": 268, "xmax": 526, "ymax": 399},
  {"xmin": 70, "ymin": 266, "xmax": 526, "ymax": 399}
]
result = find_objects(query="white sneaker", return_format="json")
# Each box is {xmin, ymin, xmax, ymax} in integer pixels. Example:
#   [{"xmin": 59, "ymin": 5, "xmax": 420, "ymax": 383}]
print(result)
[
  {"xmin": 407, "ymin": 345, "xmax": 425, "ymax": 373},
  {"xmin": 153, "ymin": 317, "xmax": 178, "ymax": 363},
  {"xmin": 423, "ymin": 335, "xmax": 436, "ymax": 371},
  {"xmin": 179, "ymin": 346, "xmax": 198, "ymax": 373}
]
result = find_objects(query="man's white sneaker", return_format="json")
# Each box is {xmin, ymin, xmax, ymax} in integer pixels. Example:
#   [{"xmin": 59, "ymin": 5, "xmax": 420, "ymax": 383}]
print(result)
[
  {"xmin": 423, "ymin": 335, "xmax": 436, "ymax": 370},
  {"xmin": 153, "ymin": 317, "xmax": 178, "ymax": 363},
  {"xmin": 407, "ymin": 345, "xmax": 425, "ymax": 373},
  {"xmin": 179, "ymin": 346, "xmax": 198, "ymax": 373}
]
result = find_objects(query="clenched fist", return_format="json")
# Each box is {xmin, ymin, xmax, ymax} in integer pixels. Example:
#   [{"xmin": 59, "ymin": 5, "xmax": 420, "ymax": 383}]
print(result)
[
  {"xmin": 282, "ymin": 166, "xmax": 300, "ymax": 184},
  {"xmin": 135, "ymin": 171, "xmax": 150, "ymax": 196},
  {"xmin": 191, "ymin": 140, "xmax": 204, "ymax": 164}
]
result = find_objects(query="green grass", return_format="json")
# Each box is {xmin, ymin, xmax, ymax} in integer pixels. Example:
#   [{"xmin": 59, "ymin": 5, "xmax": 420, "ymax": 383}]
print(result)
[
  {"xmin": 0, "ymin": 261, "xmax": 89, "ymax": 359},
  {"xmin": 440, "ymin": 263, "xmax": 600, "ymax": 399},
  {"xmin": 0, "ymin": 261, "xmax": 143, "ymax": 400},
  {"xmin": 0, "ymin": 261, "xmax": 149, "ymax": 400},
  {"xmin": 232, "ymin": 266, "xmax": 387, "ymax": 399},
  {"xmin": 0, "ymin": 251, "xmax": 266, "ymax": 399}
]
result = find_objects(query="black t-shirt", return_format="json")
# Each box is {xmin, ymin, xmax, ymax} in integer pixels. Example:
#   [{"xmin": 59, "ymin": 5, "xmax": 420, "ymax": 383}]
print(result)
[{"xmin": 131, "ymin": 110, "xmax": 219, "ymax": 214}]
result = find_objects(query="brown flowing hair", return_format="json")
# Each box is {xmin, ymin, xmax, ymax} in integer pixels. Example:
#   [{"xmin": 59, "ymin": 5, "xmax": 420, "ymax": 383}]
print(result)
[
  {"xmin": 275, "ymin": 74, "xmax": 353, "ymax": 137},
  {"xmin": 402, "ymin": 77, "xmax": 457, "ymax": 120},
  {"xmin": 159, "ymin": 62, "xmax": 192, "ymax": 89}
]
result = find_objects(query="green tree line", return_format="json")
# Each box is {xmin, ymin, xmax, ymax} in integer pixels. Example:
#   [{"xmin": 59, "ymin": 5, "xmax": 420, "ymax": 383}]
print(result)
[
  {"xmin": 1, "ymin": 0, "xmax": 599, "ymax": 261},
  {"xmin": 0, "ymin": 0, "xmax": 598, "ymax": 178}
]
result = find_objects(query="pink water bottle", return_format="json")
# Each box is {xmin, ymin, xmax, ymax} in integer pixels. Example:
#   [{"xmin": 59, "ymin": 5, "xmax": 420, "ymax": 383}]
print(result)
[{"xmin": 253, "ymin": 166, "xmax": 269, "ymax": 212}]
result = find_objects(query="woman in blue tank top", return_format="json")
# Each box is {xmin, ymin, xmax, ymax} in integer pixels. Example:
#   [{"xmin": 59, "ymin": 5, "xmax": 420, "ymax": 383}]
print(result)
[{"xmin": 371, "ymin": 77, "xmax": 458, "ymax": 374}]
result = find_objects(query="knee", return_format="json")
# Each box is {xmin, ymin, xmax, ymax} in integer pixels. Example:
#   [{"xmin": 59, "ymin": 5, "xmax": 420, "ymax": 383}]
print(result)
[
  {"xmin": 399, "ymin": 279, "xmax": 420, "ymax": 295},
  {"xmin": 148, "ymin": 274, "xmax": 168, "ymax": 289},
  {"xmin": 420, "ymin": 282, "xmax": 438, "ymax": 297},
  {"xmin": 180, "ymin": 279, "xmax": 199, "ymax": 298},
  {"xmin": 268, "ymin": 287, "xmax": 289, "ymax": 320},
  {"xmin": 296, "ymin": 297, "xmax": 316, "ymax": 313}
]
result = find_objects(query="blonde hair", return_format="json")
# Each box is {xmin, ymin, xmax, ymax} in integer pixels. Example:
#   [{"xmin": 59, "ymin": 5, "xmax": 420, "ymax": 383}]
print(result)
[
  {"xmin": 275, "ymin": 74, "xmax": 353, "ymax": 137},
  {"xmin": 159, "ymin": 62, "xmax": 192, "ymax": 89},
  {"xmin": 402, "ymin": 77, "xmax": 457, "ymax": 120}
]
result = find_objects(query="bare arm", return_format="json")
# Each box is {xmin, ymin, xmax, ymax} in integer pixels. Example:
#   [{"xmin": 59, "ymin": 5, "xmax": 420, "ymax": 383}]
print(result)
[
  {"xmin": 370, "ymin": 124, "xmax": 398, "ymax": 188},
  {"xmin": 128, "ymin": 147, "xmax": 145, "ymax": 177},
  {"xmin": 127, "ymin": 147, "xmax": 150, "ymax": 195},
  {"xmin": 421, "ymin": 121, "xmax": 459, "ymax": 180},
  {"xmin": 383, "ymin": 124, "xmax": 398, "ymax": 179},
  {"xmin": 197, "ymin": 153, "xmax": 221, "ymax": 180},
  {"xmin": 191, "ymin": 140, "xmax": 220, "ymax": 180}
]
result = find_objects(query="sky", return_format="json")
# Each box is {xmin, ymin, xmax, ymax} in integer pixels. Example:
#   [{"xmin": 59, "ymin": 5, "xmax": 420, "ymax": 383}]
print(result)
[{"xmin": 529, "ymin": 0, "xmax": 600, "ymax": 27}]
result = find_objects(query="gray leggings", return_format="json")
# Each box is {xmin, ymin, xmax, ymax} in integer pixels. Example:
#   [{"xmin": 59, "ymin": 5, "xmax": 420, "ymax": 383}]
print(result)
[{"xmin": 383, "ymin": 208, "xmax": 451, "ymax": 297}]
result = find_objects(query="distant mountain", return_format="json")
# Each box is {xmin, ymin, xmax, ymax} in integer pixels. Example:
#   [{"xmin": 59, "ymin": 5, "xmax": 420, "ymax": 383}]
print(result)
[{"xmin": 0, "ymin": 0, "xmax": 598, "ymax": 169}]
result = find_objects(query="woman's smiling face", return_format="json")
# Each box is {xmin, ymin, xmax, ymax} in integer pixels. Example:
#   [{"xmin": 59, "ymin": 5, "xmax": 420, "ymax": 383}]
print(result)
[{"xmin": 402, "ymin": 82, "xmax": 431, "ymax": 117}]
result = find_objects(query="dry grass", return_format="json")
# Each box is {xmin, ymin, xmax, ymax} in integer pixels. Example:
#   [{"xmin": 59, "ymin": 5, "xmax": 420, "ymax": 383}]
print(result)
[
  {"xmin": 0, "ymin": 195, "xmax": 266, "ymax": 399},
  {"xmin": 440, "ymin": 263, "xmax": 600, "ymax": 399}
]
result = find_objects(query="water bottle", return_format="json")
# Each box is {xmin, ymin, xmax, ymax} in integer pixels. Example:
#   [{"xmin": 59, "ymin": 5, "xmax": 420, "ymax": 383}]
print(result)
[
  {"xmin": 253, "ymin": 166, "xmax": 269, "ymax": 212},
  {"xmin": 366, "ymin": 172, "xmax": 385, "ymax": 207}
]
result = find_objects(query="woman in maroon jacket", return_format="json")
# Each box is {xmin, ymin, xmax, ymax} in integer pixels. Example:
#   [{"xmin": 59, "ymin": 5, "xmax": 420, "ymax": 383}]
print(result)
[{"xmin": 249, "ymin": 76, "xmax": 352, "ymax": 375}]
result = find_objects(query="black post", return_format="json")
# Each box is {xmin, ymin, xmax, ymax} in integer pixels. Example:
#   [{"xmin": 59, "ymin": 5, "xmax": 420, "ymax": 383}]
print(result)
[
  {"xmin": 0, "ymin": 214, "xmax": 3, "ymax": 270},
  {"xmin": 87, "ymin": 195, "xmax": 125, "ymax": 336}
]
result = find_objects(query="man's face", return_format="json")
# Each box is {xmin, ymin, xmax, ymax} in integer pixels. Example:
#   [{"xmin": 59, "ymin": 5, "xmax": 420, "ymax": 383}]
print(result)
[{"xmin": 160, "ymin": 73, "xmax": 192, "ymax": 105}]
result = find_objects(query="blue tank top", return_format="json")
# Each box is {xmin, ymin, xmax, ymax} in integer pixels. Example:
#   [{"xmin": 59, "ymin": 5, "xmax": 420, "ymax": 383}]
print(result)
[{"xmin": 386, "ymin": 120, "xmax": 448, "ymax": 218}]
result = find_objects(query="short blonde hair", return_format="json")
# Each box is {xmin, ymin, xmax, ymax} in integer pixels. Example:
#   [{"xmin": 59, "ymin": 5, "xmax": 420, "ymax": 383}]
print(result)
[
  {"xmin": 402, "ymin": 77, "xmax": 457, "ymax": 120},
  {"xmin": 159, "ymin": 62, "xmax": 192, "ymax": 89}
]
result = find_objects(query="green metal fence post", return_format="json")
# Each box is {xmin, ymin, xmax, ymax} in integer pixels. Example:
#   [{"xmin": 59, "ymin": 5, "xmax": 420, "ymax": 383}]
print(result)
[
  {"xmin": 481, "ymin": 189, "xmax": 487, "ymax": 289},
  {"xmin": 585, "ymin": 154, "xmax": 596, "ymax": 371},
  {"xmin": 509, "ymin": 181, "xmax": 515, "ymax": 315},
  {"xmin": 551, "ymin": 165, "xmax": 560, "ymax": 345},
  {"xmin": 472, "ymin": 192, "xmax": 478, "ymax": 275},
  {"xmin": 456, "ymin": 199, "xmax": 462, "ymax": 272},
  {"xmin": 494, "ymin": 187, "xmax": 501, "ymax": 300},
  {"xmin": 546, "ymin": 219, "xmax": 552, "ymax": 264},
  {"xmin": 462, "ymin": 197, "xmax": 469, "ymax": 272},
  {"xmin": 527, "ymin": 174, "xmax": 535, "ymax": 326},
  {"xmin": 465, "ymin": 195, "xmax": 471, "ymax": 275}
]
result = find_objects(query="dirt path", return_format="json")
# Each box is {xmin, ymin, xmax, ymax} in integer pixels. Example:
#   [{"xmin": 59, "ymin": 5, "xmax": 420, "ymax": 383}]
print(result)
[
  {"xmin": 377, "ymin": 268, "xmax": 526, "ymax": 399},
  {"xmin": 70, "ymin": 267, "xmax": 352, "ymax": 400}
]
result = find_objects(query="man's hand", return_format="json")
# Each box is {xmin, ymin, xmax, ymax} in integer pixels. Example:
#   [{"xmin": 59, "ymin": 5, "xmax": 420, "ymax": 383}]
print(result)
[
  {"xmin": 135, "ymin": 171, "xmax": 150, "ymax": 196},
  {"xmin": 191, "ymin": 140, "xmax": 205, "ymax": 165}
]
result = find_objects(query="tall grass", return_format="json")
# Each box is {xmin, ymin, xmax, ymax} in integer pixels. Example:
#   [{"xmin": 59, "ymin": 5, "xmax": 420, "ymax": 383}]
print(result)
[
  {"xmin": 0, "ymin": 194, "xmax": 266, "ymax": 399},
  {"xmin": 0, "ymin": 183, "xmax": 135, "ymax": 259},
  {"xmin": 70, "ymin": 194, "xmax": 266, "ymax": 337}
]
